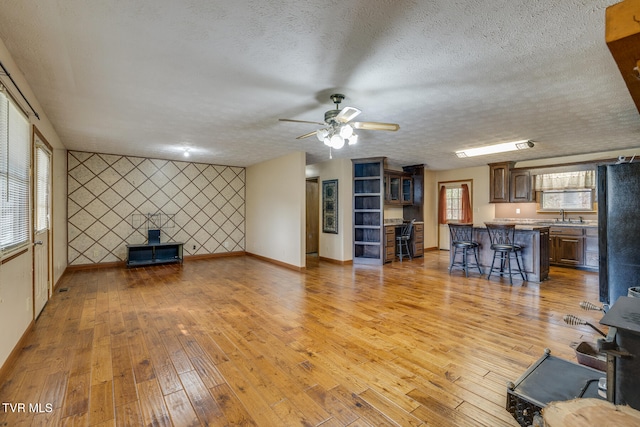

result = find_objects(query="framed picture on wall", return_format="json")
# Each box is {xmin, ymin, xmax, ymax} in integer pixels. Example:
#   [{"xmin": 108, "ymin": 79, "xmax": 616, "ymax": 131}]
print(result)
[{"xmin": 322, "ymin": 179, "xmax": 338, "ymax": 234}]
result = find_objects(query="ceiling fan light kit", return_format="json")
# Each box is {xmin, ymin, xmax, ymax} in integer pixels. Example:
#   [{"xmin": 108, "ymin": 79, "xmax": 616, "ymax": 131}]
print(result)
[
  {"xmin": 279, "ymin": 93, "xmax": 400, "ymax": 157},
  {"xmin": 455, "ymin": 140, "xmax": 534, "ymax": 158}
]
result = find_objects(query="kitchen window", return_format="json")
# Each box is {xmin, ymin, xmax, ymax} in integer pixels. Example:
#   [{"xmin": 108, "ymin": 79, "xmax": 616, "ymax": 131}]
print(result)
[
  {"xmin": 540, "ymin": 189, "xmax": 593, "ymax": 211},
  {"xmin": 534, "ymin": 170, "xmax": 595, "ymax": 212}
]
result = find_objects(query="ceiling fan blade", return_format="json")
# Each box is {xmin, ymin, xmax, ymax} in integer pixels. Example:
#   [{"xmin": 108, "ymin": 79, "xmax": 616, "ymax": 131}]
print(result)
[
  {"xmin": 353, "ymin": 121, "xmax": 400, "ymax": 131},
  {"xmin": 296, "ymin": 130, "xmax": 318, "ymax": 140},
  {"xmin": 335, "ymin": 106, "xmax": 361, "ymax": 123},
  {"xmin": 279, "ymin": 118, "xmax": 325, "ymax": 126}
]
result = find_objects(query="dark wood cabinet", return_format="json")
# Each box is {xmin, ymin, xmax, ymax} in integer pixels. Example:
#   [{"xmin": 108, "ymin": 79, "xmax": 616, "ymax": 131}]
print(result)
[
  {"xmin": 489, "ymin": 162, "xmax": 534, "ymax": 203},
  {"xmin": 489, "ymin": 162, "xmax": 512, "ymax": 203},
  {"xmin": 384, "ymin": 170, "xmax": 413, "ymax": 205},
  {"xmin": 384, "ymin": 225, "xmax": 396, "ymax": 263},
  {"xmin": 549, "ymin": 226, "xmax": 599, "ymax": 269},
  {"xmin": 412, "ymin": 222, "xmax": 424, "ymax": 258},
  {"xmin": 383, "ymin": 222, "xmax": 424, "ymax": 263},
  {"xmin": 386, "ymin": 172, "xmax": 402, "ymax": 203},
  {"xmin": 401, "ymin": 176, "xmax": 413, "ymax": 204},
  {"xmin": 510, "ymin": 169, "xmax": 533, "ymax": 202}
]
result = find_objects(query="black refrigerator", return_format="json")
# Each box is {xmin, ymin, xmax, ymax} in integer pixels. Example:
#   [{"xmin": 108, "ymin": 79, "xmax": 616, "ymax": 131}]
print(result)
[{"xmin": 598, "ymin": 161, "xmax": 640, "ymax": 305}]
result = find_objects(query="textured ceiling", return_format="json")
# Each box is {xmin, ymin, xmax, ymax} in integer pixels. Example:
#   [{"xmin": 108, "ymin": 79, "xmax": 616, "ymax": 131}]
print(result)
[{"xmin": 0, "ymin": 0, "xmax": 638, "ymax": 169}]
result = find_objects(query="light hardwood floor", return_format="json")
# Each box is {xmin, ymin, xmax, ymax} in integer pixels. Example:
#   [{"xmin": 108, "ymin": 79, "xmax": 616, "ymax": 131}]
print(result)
[{"xmin": 0, "ymin": 251, "xmax": 603, "ymax": 426}]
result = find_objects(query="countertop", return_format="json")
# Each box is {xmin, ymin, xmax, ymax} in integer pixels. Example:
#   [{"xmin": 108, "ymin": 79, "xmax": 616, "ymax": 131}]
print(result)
[
  {"xmin": 475, "ymin": 223, "xmax": 550, "ymax": 231},
  {"xmin": 384, "ymin": 219, "xmax": 424, "ymax": 225},
  {"xmin": 487, "ymin": 219, "xmax": 598, "ymax": 229}
]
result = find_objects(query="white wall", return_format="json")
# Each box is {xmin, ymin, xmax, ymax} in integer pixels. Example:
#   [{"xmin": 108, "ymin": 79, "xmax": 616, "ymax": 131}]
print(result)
[
  {"xmin": 246, "ymin": 152, "xmax": 306, "ymax": 268},
  {"xmin": 52, "ymin": 148, "xmax": 67, "ymax": 284},
  {"xmin": 306, "ymin": 158, "xmax": 353, "ymax": 262},
  {"xmin": 0, "ymin": 36, "xmax": 67, "ymax": 369}
]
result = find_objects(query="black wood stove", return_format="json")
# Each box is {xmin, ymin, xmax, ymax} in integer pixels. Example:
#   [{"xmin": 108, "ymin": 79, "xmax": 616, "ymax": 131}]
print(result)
[
  {"xmin": 506, "ymin": 349, "xmax": 605, "ymax": 426},
  {"xmin": 598, "ymin": 296, "xmax": 640, "ymax": 409},
  {"xmin": 506, "ymin": 296, "xmax": 640, "ymax": 426}
]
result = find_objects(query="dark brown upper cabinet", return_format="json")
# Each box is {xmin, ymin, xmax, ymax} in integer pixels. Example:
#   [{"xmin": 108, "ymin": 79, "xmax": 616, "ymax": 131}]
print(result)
[
  {"xmin": 489, "ymin": 162, "xmax": 532, "ymax": 203},
  {"xmin": 510, "ymin": 169, "xmax": 533, "ymax": 202},
  {"xmin": 489, "ymin": 162, "xmax": 512, "ymax": 203},
  {"xmin": 384, "ymin": 170, "xmax": 413, "ymax": 205}
]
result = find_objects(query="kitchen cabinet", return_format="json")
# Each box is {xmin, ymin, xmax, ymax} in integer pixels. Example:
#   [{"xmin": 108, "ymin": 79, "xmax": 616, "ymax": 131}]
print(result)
[
  {"xmin": 387, "ymin": 172, "xmax": 402, "ymax": 203},
  {"xmin": 353, "ymin": 158, "xmax": 384, "ymax": 265},
  {"xmin": 383, "ymin": 222, "xmax": 424, "ymax": 263},
  {"xmin": 550, "ymin": 227, "xmax": 584, "ymax": 266},
  {"xmin": 549, "ymin": 226, "xmax": 598, "ymax": 270},
  {"xmin": 510, "ymin": 169, "xmax": 533, "ymax": 202},
  {"xmin": 384, "ymin": 170, "xmax": 413, "ymax": 205},
  {"xmin": 489, "ymin": 162, "xmax": 533, "ymax": 203},
  {"xmin": 489, "ymin": 162, "xmax": 513, "ymax": 203},
  {"xmin": 384, "ymin": 225, "xmax": 396, "ymax": 263},
  {"xmin": 401, "ymin": 176, "xmax": 413, "ymax": 204},
  {"xmin": 412, "ymin": 222, "xmax": 424, "ymax": 258}
]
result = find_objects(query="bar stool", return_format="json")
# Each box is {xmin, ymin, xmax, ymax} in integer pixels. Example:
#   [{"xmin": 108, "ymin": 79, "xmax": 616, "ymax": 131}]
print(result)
[
  {"xmin": 485, "ymin": 223, "xmax": 527, "ymax": 284},
  {"xmin": 448, "ymin": 223, "xmax": 483, "ymax": 276},
  {"xmin": 396, "ymin": 219, "xmax": 415, "ymax": 261}
]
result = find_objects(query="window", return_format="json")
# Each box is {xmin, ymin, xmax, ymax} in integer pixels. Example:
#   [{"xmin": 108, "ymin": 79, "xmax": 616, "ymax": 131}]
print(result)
[
  {"xmin": 438, "ymin": 181, "xmax": 472, "ymax": 224},
  {"xmin": 445, "ymin": 187, "xmax": 463, "ymax": 221},
  {"xmin": 0, "ymin": 90, "xmax": 30, "ymax": 255},
  {"xmin": 540, "ymin": 189, "xmax": 594, "ymax": 211},
  {"xmin": 534, "ymin": 170, "xmax": 596, "ymax": 212},
  {"xmin": 35, "ymin": 145, "xmax": 51, "ymax": 232}
]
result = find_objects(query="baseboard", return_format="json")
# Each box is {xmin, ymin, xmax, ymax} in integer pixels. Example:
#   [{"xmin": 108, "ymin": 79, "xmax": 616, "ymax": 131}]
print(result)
[
  {"xmin": 65, "ymin": 251, "xmax": 247, "ymax": 270},
  {"xmin": 246, "ymin": 252, "xmax": 305, "ymax": 272},
  {"xmin": 184, "ymin": 251, "xmax": 245, "ymax": 261},
  {"xmin": 66, "ymin": 260, "xmax": 126, "ymax": 271},
  {"xmin": 318, "ymin": 256, "xmax": 353, "ymax": 265},
  {"xmin": 0, "ymin": 319, "xmax": 35, "ymax": 383},
  {"xmin": 425, "ymin": 246, "xmax": 438, "ymax": 251}
]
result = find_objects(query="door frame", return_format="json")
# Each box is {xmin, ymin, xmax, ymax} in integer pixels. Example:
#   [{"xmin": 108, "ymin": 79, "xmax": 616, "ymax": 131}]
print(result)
[
  {"xmin": 32, "ymin": 126, "xmax": 53, "ymax": 318},
  {"xmin": 305, "ymin": 177, "xmax": 320, "ymax": 254}
]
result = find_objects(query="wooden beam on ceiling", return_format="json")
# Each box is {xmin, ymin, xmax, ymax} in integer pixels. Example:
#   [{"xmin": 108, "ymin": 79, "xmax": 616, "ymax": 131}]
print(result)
[{"xmin": 606, "ymin": 0, "xmax": 640, "ymax": 115}]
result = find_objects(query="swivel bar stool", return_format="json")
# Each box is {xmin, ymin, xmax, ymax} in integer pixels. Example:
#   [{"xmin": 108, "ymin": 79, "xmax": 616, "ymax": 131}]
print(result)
[
  {"xmin": 396, "ymin": 219, "xmax": 415, "ymax": 261},
  {"xmin": 448, "ymin": 223, "xmax": 483, "ymax": 276},
  {"xmin": 485, "ymin": 223, "xmax": 527, "ymax": 284}
]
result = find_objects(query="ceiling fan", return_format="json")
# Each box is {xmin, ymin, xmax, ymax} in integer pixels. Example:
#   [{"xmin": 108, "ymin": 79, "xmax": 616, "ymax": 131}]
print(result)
[{"xmin": 279, "ymin": 94, "xmax": 400, "ymax": 153}]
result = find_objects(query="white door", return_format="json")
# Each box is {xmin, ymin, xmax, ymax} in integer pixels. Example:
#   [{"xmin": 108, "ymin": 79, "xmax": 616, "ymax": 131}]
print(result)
[{"xmin": 33, "ymin": 135, "xmax": 52, "ymax": 318}]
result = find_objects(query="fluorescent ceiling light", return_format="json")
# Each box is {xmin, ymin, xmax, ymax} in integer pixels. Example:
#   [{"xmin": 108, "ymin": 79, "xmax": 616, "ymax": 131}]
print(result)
[{"xmin": 455, "ymin": 140, "xmax": 534, "ymax": 158}]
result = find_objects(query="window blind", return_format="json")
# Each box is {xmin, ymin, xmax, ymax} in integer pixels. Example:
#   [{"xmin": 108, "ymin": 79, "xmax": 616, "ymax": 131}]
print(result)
[
  {"xmin": 35, "ymin": 145, "xmax": 50, "ymax": 232},
  {"xmin": 0, "ymin": 90, "xmax": 30, "ymax": 254}
]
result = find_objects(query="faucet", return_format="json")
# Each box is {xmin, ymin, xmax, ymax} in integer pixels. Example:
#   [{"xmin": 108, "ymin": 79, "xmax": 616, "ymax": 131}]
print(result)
[{"xmin": 560, "ymin": 209, "xmax": 565, "ymax": 222}]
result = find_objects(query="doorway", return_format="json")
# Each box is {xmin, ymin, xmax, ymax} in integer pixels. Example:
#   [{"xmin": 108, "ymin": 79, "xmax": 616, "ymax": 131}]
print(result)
[
  {"xmin": 306, "ymin": 178, "xmax": 319, "ymax": 254},
  {"xmin": 33, "ymin": 127, "xmax": 52, "ymax": 318}
]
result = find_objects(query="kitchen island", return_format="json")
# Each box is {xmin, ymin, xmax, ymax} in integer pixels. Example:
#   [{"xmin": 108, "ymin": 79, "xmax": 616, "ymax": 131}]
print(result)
[{"xmin": 450, "ymin": 223, "xmax": 550, "ymax": 282}]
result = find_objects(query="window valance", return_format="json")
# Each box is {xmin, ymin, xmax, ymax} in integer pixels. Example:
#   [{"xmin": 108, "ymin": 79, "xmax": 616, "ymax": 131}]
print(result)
[{"xmin": 534, "ymin": 170, "xmax": 596, "ymax": 191}]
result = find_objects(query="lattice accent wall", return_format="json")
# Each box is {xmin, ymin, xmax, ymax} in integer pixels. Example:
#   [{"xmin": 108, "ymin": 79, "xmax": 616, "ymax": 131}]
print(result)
[{"xmin": 68, "ymin": 151, "xmax": 245, "ymax": 265}]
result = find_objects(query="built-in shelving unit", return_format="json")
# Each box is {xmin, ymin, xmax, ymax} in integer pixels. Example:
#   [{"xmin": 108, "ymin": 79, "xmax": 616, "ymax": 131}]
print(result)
[{"xmin": 353, "ymin": 158, "xmax": 384, "ymax": 265}]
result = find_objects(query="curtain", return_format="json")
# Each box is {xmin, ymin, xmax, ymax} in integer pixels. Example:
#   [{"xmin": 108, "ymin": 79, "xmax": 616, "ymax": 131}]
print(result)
[
  {"xmin": 534, "ymin": 170, "xmax": 596, "ymax": 191},
  {"xmin": 460, "ymin": 184, "xmax": 472, "ymax": 223},
  {"xmin": 438, "ymin": 185, "xmax": 447, "ymax": 224}
]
